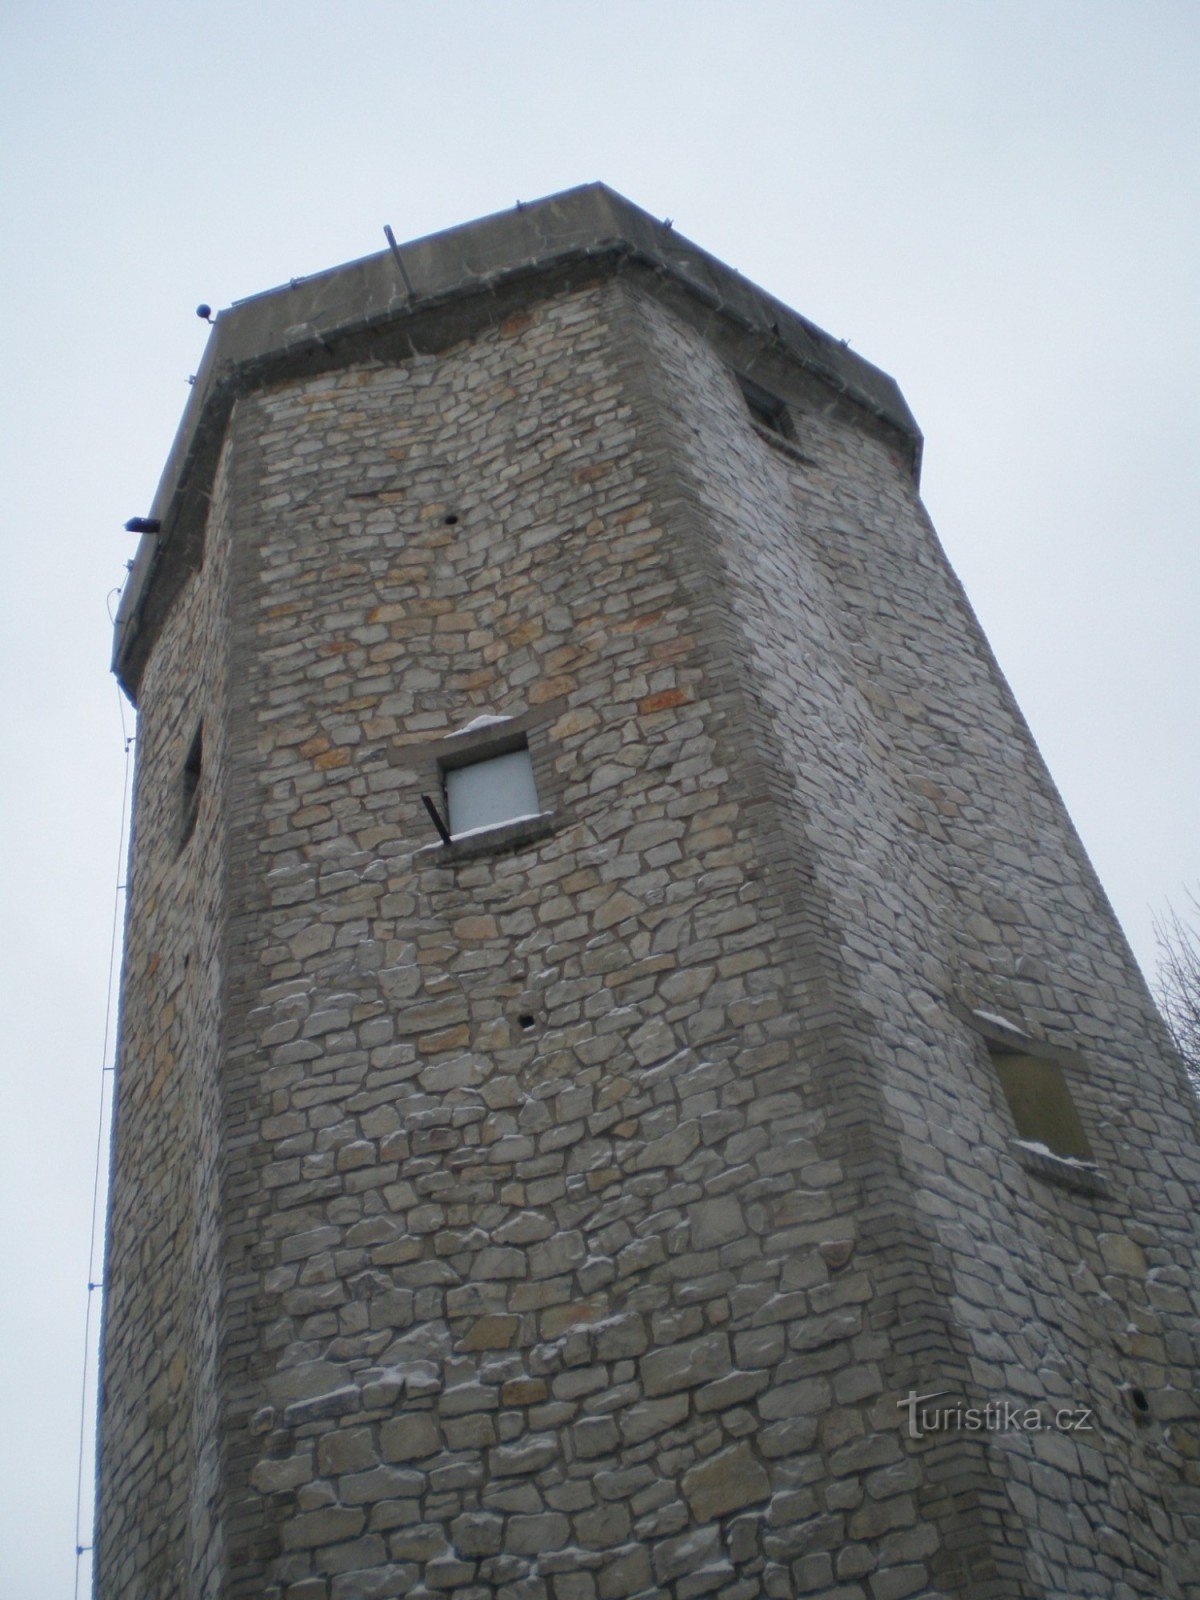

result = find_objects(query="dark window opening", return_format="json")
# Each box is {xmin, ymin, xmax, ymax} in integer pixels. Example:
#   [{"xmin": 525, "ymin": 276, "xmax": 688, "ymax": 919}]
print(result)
[
  {"xmin": 738, "ymin": 375, "xmax": 795, "ymax": 441},
  {"xmin": 179, "ymin": 723, "xmax": 203, "ymax": 850},
  {"xmin": 988, "ymin": 1043, "xmax": 1094, "ymax": 1162}
]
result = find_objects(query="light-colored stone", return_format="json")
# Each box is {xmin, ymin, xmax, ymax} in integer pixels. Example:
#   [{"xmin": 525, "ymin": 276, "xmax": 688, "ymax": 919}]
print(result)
[
  {"xmin": 1099, "ymin": 1233, "xmax": 1148, "ymax": 1277},
  {"xmin": 380, "ymin": 1414, "xmax": 440, "ymax": 1462},
  {"xmin": 681, "ymin": 1442, "xmax": 769, "ymax": 1521},
  {"xmin": 641, "ymin": 1333, "xmax": 730, "ymax": 1396},
  {"xmin": 691, "ymin": 1196, "xmax": 745, "ymax": 1249}
]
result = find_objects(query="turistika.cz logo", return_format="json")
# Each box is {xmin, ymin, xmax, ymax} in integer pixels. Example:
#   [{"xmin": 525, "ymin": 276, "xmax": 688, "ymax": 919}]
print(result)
[{"xmin": 898, "ymin": 1390, "xmax": 1094, "ymax": 1440}]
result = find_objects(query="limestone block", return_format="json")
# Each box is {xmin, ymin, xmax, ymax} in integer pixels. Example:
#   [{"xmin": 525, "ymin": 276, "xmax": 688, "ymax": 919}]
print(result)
[
  {"xmin": 620, "ymin": 1393, "xmax": 689, "ymax": 1444},
  {"xmin": 681, "ymin": 1442, "xmax": 770, "ymax": 1521},
  {"xmin": 282, "ymin": 1506, "xmax": 366, "ymax": 1550},
  {"xmin": 380, "ymin": 1414, "xmax": 440, "ymax": 1462},
  {"xmin": 1099, "ymin": 1233, "xmax": 1148, "ymax": 1277},
  {"xmin": 317, "ymin": 1429, "xmax": 376, "ymax": 1475},
  {"xmin": 449, "ymin": 1511, "xmax": 503, "ymax": 1556},
  {"xmin": 640, "ymin": 1332, "xmax": 731, "ymax": 1396},
  {"xmin": 690, "ymin": 1196, "xmax": 746, "ymax": 1248}
]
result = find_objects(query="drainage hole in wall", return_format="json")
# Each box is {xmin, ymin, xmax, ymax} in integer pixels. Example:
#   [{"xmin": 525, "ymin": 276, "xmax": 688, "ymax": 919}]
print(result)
[
  {"xmin": 444, "ymin": 512, "xmax": 459, "ymax": 525},
  {"xmin": 518, "ymin": 1013, "xmax": 537, "ymax": 1030}
]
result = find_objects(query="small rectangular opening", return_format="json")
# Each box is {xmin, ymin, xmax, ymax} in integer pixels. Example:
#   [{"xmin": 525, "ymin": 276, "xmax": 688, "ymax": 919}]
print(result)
[
  {"xmin": 738, "ymin": 375, "xmax": 795, "ymax": 441},
  {"xmin": 179, "ymin": 723, "xmax": 202, "ymax": 849},
  {"xmin": 989, "ymin": 1045, "xmax": 1093, "ymax": 1161}
]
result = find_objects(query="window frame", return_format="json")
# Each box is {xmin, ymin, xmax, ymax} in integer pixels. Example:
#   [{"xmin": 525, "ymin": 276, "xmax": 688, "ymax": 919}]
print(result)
[{"xmin": 400, "ymin": 702, "xmax": 565, "ymax": 862}]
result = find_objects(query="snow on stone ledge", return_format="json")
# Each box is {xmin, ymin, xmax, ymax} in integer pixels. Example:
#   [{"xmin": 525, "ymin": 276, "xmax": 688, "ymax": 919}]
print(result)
[
  {"xmin": 972, "ymin": 1008, "xmax": 1029, "ymax": 1038},
  {"xmin": 450, "ymin": 811, "xmax": 545, "ymax": 842},
  {"xmin": 1012, "ymin": 1138, "xmax": 1099, "ymax": 1172},
  {"xmin": 446, "ymin": 713, "xmax": 514, "ymax": 737}
]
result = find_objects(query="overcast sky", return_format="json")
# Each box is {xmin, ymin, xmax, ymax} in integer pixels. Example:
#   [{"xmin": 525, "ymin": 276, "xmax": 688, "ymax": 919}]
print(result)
[{"xmin": 1, "ymin": 3, "xmax": 1196, "ymax": 1595}]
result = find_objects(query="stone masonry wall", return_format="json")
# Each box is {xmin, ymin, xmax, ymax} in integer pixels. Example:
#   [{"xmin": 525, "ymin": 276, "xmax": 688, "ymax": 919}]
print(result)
[
  {"xmin": 102, "ymin": 265, "xmax": 1200, "ymax": 1600},
  {"xmin": 633, "ymin": 288, "xmax": 1200, "ymax": 1596},
  {"xmin": 210, "ymin": 277, "xmax": 951, "ymax": 1600},
  {"xmin": 98, "ymin": 440, "xmax": 234, "ymax": 1597}
]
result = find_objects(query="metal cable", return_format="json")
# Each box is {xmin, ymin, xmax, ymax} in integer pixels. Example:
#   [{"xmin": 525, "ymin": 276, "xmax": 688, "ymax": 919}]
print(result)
[{"xmin": 72, "ymin": 675, "xmax": 134, "ymax": 1600}]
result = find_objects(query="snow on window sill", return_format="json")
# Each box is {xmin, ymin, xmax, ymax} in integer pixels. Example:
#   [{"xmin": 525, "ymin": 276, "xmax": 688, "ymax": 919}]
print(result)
[
  {"xmin": 419, "ymin": 810, "xmax": 556, "ymax": 863},
  {"xmin": 1010, "ymin": 1138, "xmax": 1110, "ymax": 1197}
]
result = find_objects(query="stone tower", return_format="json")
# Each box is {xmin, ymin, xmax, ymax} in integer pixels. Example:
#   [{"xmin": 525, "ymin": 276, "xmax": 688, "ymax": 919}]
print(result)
[{"xmin": 99, "ymin": 187, "xmax": 1200, "ymax": 1600}]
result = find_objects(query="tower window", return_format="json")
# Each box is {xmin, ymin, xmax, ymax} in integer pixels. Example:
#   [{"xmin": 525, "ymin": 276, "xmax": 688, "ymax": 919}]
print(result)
[
  {"xmin": 179, "ymin": 723, "xmax": 202, "ymax": 849},
  {"xmin": 444, "ymin": 741, "xmax": 540, "ymax": 839},
  {"xmin": 988, "ymin": 1043, "xmax": 1093, "ymax": 1162},
  {"xmin": 738, "ymin": 375, "xmax": 795, "ymax": 441}
]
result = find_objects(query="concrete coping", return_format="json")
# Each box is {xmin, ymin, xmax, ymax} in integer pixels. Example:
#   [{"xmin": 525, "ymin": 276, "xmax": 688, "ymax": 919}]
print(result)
[{"xmin": 113, "ymin": 182, "xmax": 922, "ymax": 700}]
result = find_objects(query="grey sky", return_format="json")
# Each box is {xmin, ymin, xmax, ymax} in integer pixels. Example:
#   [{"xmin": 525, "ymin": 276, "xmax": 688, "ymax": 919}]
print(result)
[{"xmin": 1, "ymin": 3, "xmax": 1196, "ymax": 1594}]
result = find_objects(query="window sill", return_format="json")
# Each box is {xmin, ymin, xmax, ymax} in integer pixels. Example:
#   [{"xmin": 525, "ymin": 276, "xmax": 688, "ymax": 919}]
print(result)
[
  {"xmin": 429, "ymin": 811, "xmax": 556, "ymax": 863},
  {"xmin": 1010, "ymin": 1139, "xmax": 1111, "ymax": 1198},
  {"xmin": 749, "ymin": 420, "xmax": 817, "ymax": 468}
]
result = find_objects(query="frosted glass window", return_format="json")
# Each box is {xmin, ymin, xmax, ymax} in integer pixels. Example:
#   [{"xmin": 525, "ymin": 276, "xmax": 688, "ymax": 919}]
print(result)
[{"xmin": 445, "ymin": 747, "xmax": 540, "ymax": 838}]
